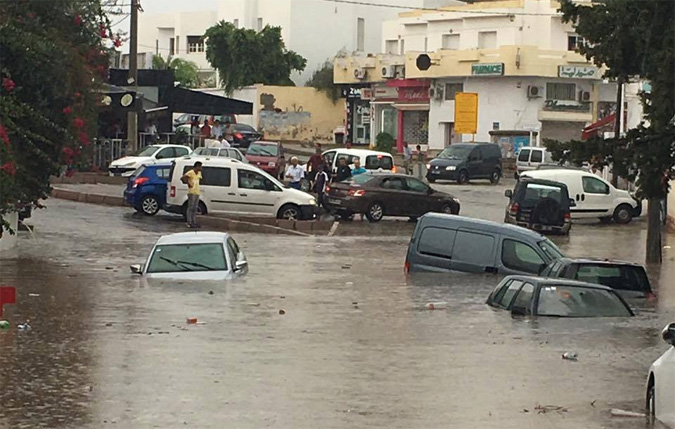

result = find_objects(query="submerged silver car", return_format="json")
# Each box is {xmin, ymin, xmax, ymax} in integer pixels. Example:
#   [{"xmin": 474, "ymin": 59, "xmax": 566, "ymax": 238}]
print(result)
[{"xmin": 131, "ymin": 232, "xmax": 248, "ymax": 280}]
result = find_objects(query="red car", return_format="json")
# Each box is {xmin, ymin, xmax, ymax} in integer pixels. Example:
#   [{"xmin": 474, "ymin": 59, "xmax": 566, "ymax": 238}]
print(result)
[{"xmin": 245, "ymin": 141, "xmax": 285, "ymax": 179}]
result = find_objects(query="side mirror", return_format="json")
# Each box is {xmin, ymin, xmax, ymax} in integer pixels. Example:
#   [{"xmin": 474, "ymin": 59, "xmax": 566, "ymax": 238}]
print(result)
[
  {"xmin": 234, "ymin": 260, "xmax": 248, "ymax": 272},
  {"xmin": 130, "ymin": 264, "xmax": 143, "ymax": 275},
  {"xmin": 569, "ymin": 198, "xmax": 576, "ymax": 207},
  {"xmin": 511, "ymin": 305, "xmax": 528, "ymax": 317},
  {"xmin": 504, "ymin": 189, "xmax": 513, "ymax": 198},
  {"xmin": 662, "ymin": 323, "xmax": 675, "ymax": 346}
]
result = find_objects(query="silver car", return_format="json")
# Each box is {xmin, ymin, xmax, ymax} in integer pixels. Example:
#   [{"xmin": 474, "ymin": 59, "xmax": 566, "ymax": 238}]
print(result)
[
  {"xmin": 131, "ymin": 232, "xmax": 248, "ymax": 280},
  {"xmin": 192, "ymin": 146, "xmax": 248, "ymax": 163}
]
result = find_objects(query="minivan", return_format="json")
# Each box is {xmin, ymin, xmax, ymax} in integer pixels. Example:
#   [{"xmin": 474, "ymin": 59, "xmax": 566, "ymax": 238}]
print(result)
[
  {"xmin": 405, "ymin": 213, "xmax": 565, "ymax": 275},
  {"xmin": 321, "ymin": 148, "xmax": 395, "ymax": 175},
  {"xmin": 426, "ymin": 143, "xmax": 502, "ymax": 184},
  {"xmin": 165, "ymin": 156, "xmax": 318, "ymax": 220},
  {"xmin": 515, "ymin": 147, "xmax": 553, "ymax": 179}
]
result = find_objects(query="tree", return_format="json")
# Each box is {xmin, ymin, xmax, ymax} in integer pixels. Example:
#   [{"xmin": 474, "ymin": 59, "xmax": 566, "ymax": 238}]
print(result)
[
  {"xmin": 204, "ymin": 22, "xmax": 306, "ymax": 94},
  {"xmin": 558, "ymin": 0, "xmax": 675, "ymax": 263},
  {"xmin": 0, "ymin": 0, "xmax": 113, "ymax": 232},
  {"xmin": 152, "ymin": 55, "xmax": 200, "ymax": 88},
  {"xmin": 306, "ymin": 60, "xmax": 339, "ymax": 103}
]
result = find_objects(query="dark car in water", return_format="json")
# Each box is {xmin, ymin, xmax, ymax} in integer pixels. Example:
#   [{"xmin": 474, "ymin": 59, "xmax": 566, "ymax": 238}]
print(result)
[
  {"xmin": 325, "ymin": 173, "xmax": 460, "ymax": 222},
  {"xmin": 231, "ymin": 124, "xmax": 263, "ymax": 149},
  {"xmin": 504, "ymin": 177, "xmax": 572, "ymax": 235},
  {"xmin": 426, "ymin": 143, "xmax": 502, "ymax": 184},
  {"xmin": 123, "ymin": 163, "xmax": 171, "ymax": 216},
  {"xmin": 540, "ymin": 258, "xmax": 655, "ymax": 300},
  {"xmin": 486, "ymin": 276, "xmax": 634, "ymax": 318}
]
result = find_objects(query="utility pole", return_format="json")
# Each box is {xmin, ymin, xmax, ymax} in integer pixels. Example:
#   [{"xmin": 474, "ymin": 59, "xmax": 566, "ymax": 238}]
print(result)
[
  {"xmin": 127, "ymin": 0, "xmax": 139, "ymax": 153},
  {"xmin": 611, "ymin": 75, "xmax": 624, "ymax": 188}
]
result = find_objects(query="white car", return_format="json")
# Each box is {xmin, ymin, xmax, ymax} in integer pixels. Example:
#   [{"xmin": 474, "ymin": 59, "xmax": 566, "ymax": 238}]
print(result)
[
  {"xmin": 109, "ymin": 144, "xmax": 192, "ymax": 177},
  {"xmin": 647, "ymin": 323, "xmax": 675, "ymax": 428},
  {"xmin": 515, "ymin": 147, "xmax": 553, "ymax": 178},
  {"xmin": 521, "ymin": 169, "xmax": 641, "ymax": 224},
  {"xmin": 321, "ymin": 148, "xmax": 396, "ymax": 175},
  {"xmin": 165, "ymin": 155, "xmax": 318, "ymax": 220},
  {"xmin": 130, "ymin": 231, "xmax": 248, "ymax": 280},
  {"xmin": 192, "ymin": 146, "xmax": 248, "ymax": 163}
]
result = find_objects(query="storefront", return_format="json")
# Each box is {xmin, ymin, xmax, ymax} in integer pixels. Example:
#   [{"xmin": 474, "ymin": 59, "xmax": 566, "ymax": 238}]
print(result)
[
  {"xmin": 341, "ymin": 86, "xmax": 371, "ymax": 145},
  {"xmin": 387, "ymin": 79, "xmax": 430, "ymax": 152},
  {"xmin": 370, "ymin": 84, "xmax": 399, "ymax": 147}
]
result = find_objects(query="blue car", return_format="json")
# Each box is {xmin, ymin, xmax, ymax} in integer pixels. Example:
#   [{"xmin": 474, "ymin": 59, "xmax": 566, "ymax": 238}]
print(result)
[{"xmin": 124, "ymin": 164, "xmax": 171, "ymax": 216}]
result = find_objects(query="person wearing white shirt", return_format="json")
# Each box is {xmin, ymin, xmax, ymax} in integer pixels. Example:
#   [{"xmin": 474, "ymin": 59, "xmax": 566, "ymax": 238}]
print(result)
[
  {"xmin": 205, "ymin": 138, "xmax": 220, "ymax": 148},
  {"xmin": 285, "ymin": 156, "xmax": 305, "ymax": 190},
  {"xmin": 211, "ymin": 120, "xmax": 222, "ymax": 139},
  {"xmin": 219, "ymin": 136, "xmax": 231, "ymax": 148}
]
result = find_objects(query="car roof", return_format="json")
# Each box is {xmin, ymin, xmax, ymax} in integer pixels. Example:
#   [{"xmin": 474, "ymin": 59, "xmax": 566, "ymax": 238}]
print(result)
[
  {"xmin": 523, "ymin": 169, "xmax": 591, "ymax": 179},
  {"xmin": 553, "ymin": 257, "xmax": 642, "ymax": 267},
  {"xmin": 324, "ymin": 148, "xmax": 393, "ymax": 157},
  {"xmin": 446, "ymin": 142, "xmax": 495, "ymax": 147},
  {"xmin": 155, "ymin": 231, "xmax": 230, "ymax": 245},
  {"xmin": 147, "ymin": 144, "xmax": 191, "ymax": 149},
  {"xmin": 177, "ymin": 155, "xmax": 244, "ymax": 165},
  {"xmin": 420, "ymin": 213, "xmax": 548, "ymax": 241},
  {"xmin": 249, "ymin": 140, "xmax": 279, "ymax": 146},
  {"xmin": 503, "ymin": 275, "xmax": 619, "ymax": 291},
  {"xmin": 518, "ymin": 177, "xmax": 568, "ymax": 188}
]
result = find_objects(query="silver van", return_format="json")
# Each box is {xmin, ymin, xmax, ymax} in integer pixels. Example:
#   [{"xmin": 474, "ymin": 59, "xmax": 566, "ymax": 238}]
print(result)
[{"xmin": 404, "ymin": 213, "xmax": 565, "ymax": 275}]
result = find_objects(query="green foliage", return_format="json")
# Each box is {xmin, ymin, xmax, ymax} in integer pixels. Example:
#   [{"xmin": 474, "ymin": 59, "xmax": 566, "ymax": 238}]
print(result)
[
  {"xmin": 152, "ymin": 55, "xmax": 200, "ymax": 88},
  {"xmin": 204, "ymin": 22, "xmax": 307, "ymax": 94},
  {"xmin": 306, "ymin": 60, "xmax": 339, "ymax": 103},
  {"xmin": 0, "ymin": 0, "xmax": 113, "ymax": 231},
  {"xmin": 375, "ymin": 132, "xmax": 395, "ymax": 154}
]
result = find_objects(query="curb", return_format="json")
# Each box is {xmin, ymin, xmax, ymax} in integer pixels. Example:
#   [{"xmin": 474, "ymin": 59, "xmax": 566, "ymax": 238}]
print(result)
[{"xmin": 51, "ymin": 188, "xmax": 126, "ymax": 207}]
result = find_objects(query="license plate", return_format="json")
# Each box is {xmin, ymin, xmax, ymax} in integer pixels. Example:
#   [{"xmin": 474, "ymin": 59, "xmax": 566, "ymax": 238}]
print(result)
[
  {"xmin": 432, "ymin": 170, "xmax": 440, "ymax": 175},
  {"xmin": 328, "ymin": 198, "xmax": 341, "ymax": 205}
]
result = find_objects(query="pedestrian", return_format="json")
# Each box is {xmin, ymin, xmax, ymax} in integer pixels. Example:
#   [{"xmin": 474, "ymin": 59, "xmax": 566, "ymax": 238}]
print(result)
[
  {"xmin": 334, "ymin": 157, "xmax": 352, "ymax": 182},
  {"xmin": 211, "ymin": 119, "xmax": 222, "ymax": 139},
  {"xmin": 223, "ymin": 120, "xmax": 234, "ymax": 143},
  {"xmin": 416, "ymin": 144, "xmax": 426, "ymax": 180},
  {"xmin": 314, "ymin": 163, "xmax": 330, "ymax": 214},
  {"xmin": 144, "ymin": 120, "xmax": 158, "ymax": 138},
  {"xmin": 403, "ymin": 142, "xmax": 413, "ymax": 175},
  {"xmin": 307, "ymin": 147, "xmax": 325, "ymax": 184},
  {"xmin": 190, "ymin": 119, "xmax": 200, "ymax": 136},
  {"xmin": 352, "ymin": 158, "xmax": 367, "ymax": 176},
  {"xmin": 219, "ymin": 135, "xmax": 231, "ymax": 148},
  {"xmin": 181, "ymin": 161, "xmax": 202, "ymax": 228},
  {"xmin": 201, "ymin": 119, "xmax": 212, "ymax": 138},
  {"xmin": 285, "ymin": 156, "xmax": 305, "ymax": 190}
]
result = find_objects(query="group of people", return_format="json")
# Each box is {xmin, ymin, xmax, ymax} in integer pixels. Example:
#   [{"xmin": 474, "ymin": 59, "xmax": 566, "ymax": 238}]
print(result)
[{"xmin": 190, "ymin": 118, "xmax": 235, "ymax": 142}]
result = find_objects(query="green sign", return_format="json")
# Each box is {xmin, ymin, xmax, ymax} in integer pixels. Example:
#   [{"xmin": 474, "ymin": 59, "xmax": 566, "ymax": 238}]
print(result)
[{"xmin": 471, "ymin": 63, "xmax": 504, "ymax": 76}]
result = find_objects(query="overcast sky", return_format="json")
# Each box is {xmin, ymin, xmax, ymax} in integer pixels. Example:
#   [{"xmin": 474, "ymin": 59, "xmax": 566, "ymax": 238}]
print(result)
[{"xmin": 138, "ymin": 0, "xmax": 220, "ymax": 14}]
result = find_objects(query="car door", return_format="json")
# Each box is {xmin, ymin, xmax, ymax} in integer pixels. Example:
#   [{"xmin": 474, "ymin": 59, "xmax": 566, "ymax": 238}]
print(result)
[
  {"xmin": 517, "ymin": 148, "xmax": 530, "ymax": 172},
  {"xmin": 579, "ymin": 175, "xmax": 612, "ymax": 217},
  {"xmin": 467, "ymin": 147, "xmax": 483, "ymax": 178},
  {"xmin": 323, "ymin": 150, "xmax": 337, "ymax": 173},
  {"xmin": 233, "ymin": 168, "xmax": 282, "ymax": 216},
  {"xmin": 377, "ymin": 177, "xmax": 407, "ymax": 215},
  {"xmin": 499, "ymin": 238, "xmax": 547, "ymax": 275},
  {"xmin": 174, "ymin": 147, "xmax": 190, "ymax": 158},
  {"xmin": 199, "ymin": 166, "xmax": 233, "ymax": 214},
  {"xmin": 449, "ymin": 229, "xmax": 498, "ymax": 274},
  {"xmin": 530, "ymin": 149, "xmax": 543, "ymax": 169},
  {"xmin": 404, "ymin": 177, "xmax": 434, "ymax": 216}
]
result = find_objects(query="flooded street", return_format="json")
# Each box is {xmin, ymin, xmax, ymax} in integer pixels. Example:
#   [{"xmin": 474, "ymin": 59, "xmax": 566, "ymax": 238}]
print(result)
[{"xmin": 1, "ymin": 194, "xmax": 674, "ymax": 428}]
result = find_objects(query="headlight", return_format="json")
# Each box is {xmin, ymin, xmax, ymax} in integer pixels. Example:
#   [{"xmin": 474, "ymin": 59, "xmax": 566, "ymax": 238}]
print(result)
[
  {"xmin": 268, "ymin": 162, "xmax": 276, "ymax": 167},
  {"xmin": 446, "ymin": 166, "xmax": 456, "ymax": 171},
  {"xmin": 308, "ymin": 198, "xmax": 317, "ymax": 206},
  {"xmin": 124, "ymin": 161, "xmax": 138, "ymax": 167}
]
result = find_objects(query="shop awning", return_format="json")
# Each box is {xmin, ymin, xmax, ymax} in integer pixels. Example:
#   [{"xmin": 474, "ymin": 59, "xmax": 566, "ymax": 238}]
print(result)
[
  {"xmin": 166, "ymin": 87, "xmax": 253, "ymax": 115},
  {"xmin": 392, "ymin": 103, "xmax": 429, "ymax": 111},
  {"xmin": 582, "ymin": 113, "xmax": 616, "ymax": 140}
]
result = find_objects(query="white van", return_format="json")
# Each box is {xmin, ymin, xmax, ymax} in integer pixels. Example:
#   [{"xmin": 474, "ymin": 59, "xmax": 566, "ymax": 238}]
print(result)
[
  {"xmin": 515, "ymin": 147, "xmax": 553, "ymax": 178},
  {"xmin": 321, "ymin": 148, "xmax": 395, "ymax": 174},
  {"xmin": 165, "ymin": 156, "xmax": 318, "ymax": 220},
  {"xmin": 521, "ymin": 169, "xmax": 641, "ymax": 224}
]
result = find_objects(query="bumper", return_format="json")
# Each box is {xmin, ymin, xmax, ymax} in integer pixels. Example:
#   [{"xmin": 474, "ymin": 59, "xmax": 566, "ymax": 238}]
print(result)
[
  {"xmin": 123, "ymin": 190, "xmax": 138, "ymax": 207},
  {"xmin": 427, "ymin": 169, "xmax": 458, "ymax": 180},
  {"xmin": 325, "ymin": 195, "xmax": 369, "ymax": 214},
  {"xmin": 109, "ymin": 167, "xmax": 136, "ymax": 177},
  {"xmin": 299, "ymin": 204, "xmax": 318, "ymax": 220}
]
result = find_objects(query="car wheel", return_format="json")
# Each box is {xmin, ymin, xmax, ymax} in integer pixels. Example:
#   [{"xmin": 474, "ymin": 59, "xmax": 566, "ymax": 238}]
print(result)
[
  {"xmin": 457, "ymin": 170, "xmax": 469, "ymax": 185},
  {"xmin": 140, "ymin": 195, "xmax": 160, "ymax": 216},
  {"xmin": 365, "ymin": 202, "xmax": 384, "ymax": 222},
  {"xmin": 440, "ymin": 202, "xmax": 458, "ymax": 215},
  {"xmin": 278, "ymin": 204, "xmax": 301, "ymax": 220},
  {"xmin": 599, "ymin": 216, "xmax": 612, "ymax": 224},
  {"xmin": 646, "ymin": 378, "xmax": 656, "ymax": 420},
  {"xmin": 613, "ymin": 204, "xmax": 633, "ymax": 224},
  {"xmin": 490, "ymin": 169, "xmax": 501, "ymax": 184}
]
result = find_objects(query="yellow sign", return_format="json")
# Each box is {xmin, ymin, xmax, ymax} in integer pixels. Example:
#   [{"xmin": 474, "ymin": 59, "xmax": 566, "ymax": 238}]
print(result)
[{"xmin": 454, "ymin": 92, "xmax": 478, "ymax": 134}]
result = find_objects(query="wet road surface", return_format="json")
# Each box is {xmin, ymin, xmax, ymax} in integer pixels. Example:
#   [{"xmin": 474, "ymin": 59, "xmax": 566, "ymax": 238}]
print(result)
[{"xmin": 1, "ymin": 189, "xmax": 674, "ymax": 428}]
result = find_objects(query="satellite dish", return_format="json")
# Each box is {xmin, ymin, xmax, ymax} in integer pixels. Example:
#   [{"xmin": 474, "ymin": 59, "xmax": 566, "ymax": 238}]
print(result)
[
  {"xmin": 120, "ymin": 93, "xmax": 133, "ymax": 107},
  {"xmin": 101, "ymin": 95, "xmax": 112, "ymax": 106}
]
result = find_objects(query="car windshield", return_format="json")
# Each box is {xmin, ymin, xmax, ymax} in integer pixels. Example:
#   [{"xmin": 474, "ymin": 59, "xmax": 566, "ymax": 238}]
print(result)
[
  {"xmin": 438, "ymin": 145, "xmax": 473, "ymax": 160},
  {"xmin": 247, "ymin": 144, "xmax": 278, "ymax": 157},
  {"xmin": 538, "ymin": 238, "xmax": 565, "ymax": 261},
  {"xmin": 365, "ymin": 155, "xmax": 393, "ymax": 170},
  {"xmin": 521, "ymin": 183, "xmax": 564, "ymax": 208},
  {"xmin": 146, "ymin": 243, "xmax": 227, "ymax": 273},
  {"xmin": 537, "ymin": 285, "xmax": 632, "ymax": 317},
  {"xmin": 573, "ymin": 264, "xmax": 651, "ymax": 292},
  {"xmin": 136, "ymin": 145, "xmax": 161, "ymax": 157}
]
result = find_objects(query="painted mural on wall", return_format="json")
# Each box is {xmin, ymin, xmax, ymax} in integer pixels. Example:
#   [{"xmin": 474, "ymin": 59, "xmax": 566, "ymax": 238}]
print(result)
[{"xmin": 258, "ymin": 93, "xmax": 317, "ymax": 141}]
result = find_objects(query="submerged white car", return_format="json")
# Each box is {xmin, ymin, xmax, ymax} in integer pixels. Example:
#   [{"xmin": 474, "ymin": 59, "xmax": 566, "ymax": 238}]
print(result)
[
  {"xmin": 646, "ymin": 323, "xmax": 675, "ymax": 428},
  {"xmin": 130, "ymin": 232, "xmax": 248, "ymax": 280},
  {"xmin": 109, "ymin": 144, "xmax": 192, "ymax": 177}
]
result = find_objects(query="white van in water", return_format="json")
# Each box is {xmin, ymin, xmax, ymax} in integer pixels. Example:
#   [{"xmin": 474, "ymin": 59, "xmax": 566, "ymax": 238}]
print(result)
[
  {"xmin": 521, "ymin": 169, "xmax": 641, "ymax": 224},
  {"xmin": 165, "ymin": 156, "xmax": 318, "ymax": 220},
  {"xmin": 515, "ymin": 147, "xmax": 553, "ymax": 178}
]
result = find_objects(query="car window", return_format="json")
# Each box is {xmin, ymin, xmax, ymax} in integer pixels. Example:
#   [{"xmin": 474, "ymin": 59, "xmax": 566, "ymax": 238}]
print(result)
[
  {"xmin": 573, "ymin": 264, "xmax": 651, "ymax": 292},
  {"xmin": 184, "ymin": 166, "xmax": 231, "ymax": 187},
  {"xmin": 582, "ymin": 176, "xmax": 610, "ymax": 194},
  {"xmin": 522, "ymin": 183, "xmax": 564, "ymax": 207},
  {"xmin": 226, "ymin": 237, "xmax": 240, "ymax": 268},
  {"xmin": 453, "ymin": 230, "xmax": 495, "ymax": 267},
  {"xmin": 175, "ymin": 147, "xmax": 190, "ymax": 157},
  {"xmin": 479, "ymin": 145, "xmax": 493, "ymax": 159},
  {"xmin": 157, "ymin": 167, "xmax": 171, "ymax": 180},
  {"xmin": 238, "ymin": 169, "xmax": 274, "ymax": 190},
  {"xmin": 502, "ymin": 239, "xmax": 545, "ymax": 273},
  {"xmin": 537, "ymin": 285, "xmax": 632, "ymax": 317},
  {"xmin": 323, "ymin": 151, "xmax": 336, "ymax": 166},
  {"xmin": 538, "ymin": 238, "xmax": 565, "ymax": 260},
  {"xmin": 137, "ymin": 145, "xmax": 161, "ymax": 157},
  {"xmin": 380, "ymin": 177, "xmax": 406, "ymax": 190},
  {"xmin": 489, "ymin": 279, "xmax": 512, "ymax": 306},
  {"xmin": 418, "ymin": 227, "xmax": 456, "ymax": 259},
  {"xmin": 531, "ymin": 150, "xmax": 543, "ymax": 163},
  {"xmin": 146, "ymin": 243, "xmax": 227, "ymax": 273},
  {"xmin": 496, "ymin": 279, "xmax": 524, "ymax": 309},
  {"xmin": 155, "ymin": 147, "xmax": 175, "ymax": 159},
  {"xmin": 406, "ymin": 178, "xmax": 429, "ymax": 193},
  {"xmin": 365, "ymin": 155, "xmax": 393, "ymax": 170},
  {"xmin": 511, "ymin": 282, "xmax": 535, "ymax": 314},
  {"xmin": 518, "ymin": 149, "xmax": 531, "ymax": 162},
  {"xmin": 469, "ymin": 148, "xmax": 482, "ymax": 161}
]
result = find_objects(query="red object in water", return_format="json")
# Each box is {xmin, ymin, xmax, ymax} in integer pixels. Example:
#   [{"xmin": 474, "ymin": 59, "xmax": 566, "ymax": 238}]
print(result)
[{"xmin": 0, "ymin": 286, "xmax": 16, "ymax": 317}]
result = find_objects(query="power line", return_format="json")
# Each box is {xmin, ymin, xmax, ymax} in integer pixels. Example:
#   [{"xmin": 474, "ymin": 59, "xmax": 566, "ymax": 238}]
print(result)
[{"xmin": 318, "ymin": 0, "xmax": 562, "ymax": 16}]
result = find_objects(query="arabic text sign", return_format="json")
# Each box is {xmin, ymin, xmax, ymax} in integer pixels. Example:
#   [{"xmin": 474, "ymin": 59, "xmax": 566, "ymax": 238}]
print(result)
[
  {"xmin": 454, "ymin": 92, "xmax": 478, "ymax": 134},
  {"xmin": 558, "ymin": 66, "xmax": 598, "ymax": 79},
  {"xmin": 472, "ymin": 63, "xmax": 504, "ymax": 76}
]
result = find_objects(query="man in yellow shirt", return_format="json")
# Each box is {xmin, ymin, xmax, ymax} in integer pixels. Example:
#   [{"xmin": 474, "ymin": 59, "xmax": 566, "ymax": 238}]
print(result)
[{"xmin": 181, "ymin": 161, "xmax": 203, "ymax": 228}]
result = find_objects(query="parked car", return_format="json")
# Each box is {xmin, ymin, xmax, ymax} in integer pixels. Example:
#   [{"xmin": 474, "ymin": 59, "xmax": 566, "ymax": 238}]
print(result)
[
  {"xmin": 245, "ymin": 141, "xmax": 285, "ymax": 179},
  {"xmin": 504, "ymin": 177, "xmax": 572, "ymax": 235},
  {"xmin": 166, "ymin": 156, "xmax": 317, "ymax": 220},
  {"xmin": 173, "ymin": 114, "xmax": 236, "ymax": 130},
  {"xmin": 405, "ymin": 213, "xmax": 565, "ymax": 275},
  {"xmin": 325, "ymin": 173, "xmax": 460, "ymax": 222},
  {"xmin": 540, "ymin": 258, "xmax": 655, "ymax": 300},
  {"xmin": 130, "ymin": 231, "xmax": 248, "ymax": 280},
  {"xmin": 486, "ymin": 276, "xmax": 634, "ymax": 318},
  {"xmin": 193, "ymin": 146, "xmax": 248, "ymax": 163},
  {"xmin": 426, "ymin": 143, "xmax": 502, "ymax": 184},
  {"xmin": 646, "ymin": 323, "xmax": 675, "ymax": 428},
  {"xmin": 515, "ymin": 147, "xmax": 553, "ymax": 179},
  {"xmin": 109, "ymin": 144, "xmax": 192, "ymax": 177},
  {"xmin": 230, "ymin": 124, "xmax": 263, "ymax": 149},
  {"xmin": 321, "ymin": 148, "xmax": 395, "ymax": 175},
  {"xmin": 521, "ymin": 169, "xmax": 641, "ymax": 224},
  {"xmin": 123, "ymin": 163, "xmax": 171, "ymax": 216}
]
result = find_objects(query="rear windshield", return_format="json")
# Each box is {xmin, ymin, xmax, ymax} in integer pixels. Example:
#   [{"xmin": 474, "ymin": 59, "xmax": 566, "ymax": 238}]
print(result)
[
  {"xmin": 537, "ymin": 285, "xmax": 631, "ymax": 317},
  {"xmin": 345, "ymin": 174, "xmax": 376, "ymax": 185},
  {"xmin": 519, "ymin": 182, "xmax": 565, "ymax": 207},
  {"xmin": 365, "ymin": 155, "xmax": 393, "ymax": 170},
  {"xmin": 248, "ymin": 144, "xmax": 278, "ymax": 156},
  {"xmin": 573, "ymin": 264, "xmax": 651, "ymax": 292}
]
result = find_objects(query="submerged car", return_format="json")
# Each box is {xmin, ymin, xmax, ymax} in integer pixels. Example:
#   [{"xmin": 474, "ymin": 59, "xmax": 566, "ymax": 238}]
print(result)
[
  {"xmin": 646, "ymin": 323, "xmax": 675, "ymax": 428},
  {"xmin": 504, "ymin": 177, "xmax": 572, "ymax": 235},
  {"xmin": 123, "ymin": 163, "xmax": 171, "ymax": 216},
  {"xmin": 130, "ymin": 232, "xmax": 248, "ymax": 280},
  {"xmin": 326, "ymin": 173, "xmax": 460, "ymax": 222},
  {"xmin": 486, "ymin": 276, "xmax": 634, "ymax": 318},
  {"xmin": 109, "ymin": 144, "xmax": 191, "ymax": 177}
]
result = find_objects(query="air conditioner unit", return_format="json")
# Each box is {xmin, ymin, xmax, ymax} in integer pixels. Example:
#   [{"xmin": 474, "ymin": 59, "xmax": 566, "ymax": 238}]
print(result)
[
  {"xmin": 428, "ymin": 85, "xmax": 444, "ymax": 101},
  {"xmin": 580, "ymin": 91, "xmax": 591, "ymax": 102},
  {"xmin": 381, "ymin": 65, "xmax": 396, "ymax": 78},
  {"xmin": 527, "ymin": 85, "xmax": 543, "ymax": 99},
  {"xmin": 354, "ymin": 68, "xmax": 366, "ymax": 79}
]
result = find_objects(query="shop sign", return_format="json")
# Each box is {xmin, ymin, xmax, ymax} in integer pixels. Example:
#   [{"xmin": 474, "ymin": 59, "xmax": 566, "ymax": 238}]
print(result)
[
  {"xmin": 398, "ymin": 87, "xmax": 429, "ymax": 102},
  {"xmin": 341, "ymin": 87, "xmax": 363, "ymax": 99},
  {"xmin": 558, "ymin": 66, "xmax": 598, "ymax": 79},
  {"xmin": 373, "ymin": 85, "xmax": 398, "ymax": 100},
  {"xmin": 454, "ymin": 92, "xmax": 478, "ymax": 134},
  {"xmin": 471, "ymin": 63, "xmax": 504, "ymax": 76},
  {"xmin": 361, "ymin": 88, "xmax": 373, "ymax": 100},
  {"xmin": 544, "ymin": 99, "xmax": 591, "ymax": 112}
]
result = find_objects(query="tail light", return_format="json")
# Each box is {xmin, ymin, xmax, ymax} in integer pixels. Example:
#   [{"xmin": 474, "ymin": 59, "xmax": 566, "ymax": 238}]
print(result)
[
  {"xmin": 235, "ymin": 132, "xmax": 243, "ymax": 139},
  {"xmin": 404, "ymin": 259, "xmax": 410, "ymax": 274},
  {"xmin": 564, "ymin": 212, "xmax": 571, "ymax": 220},
  {"xmin": 170, "ymin": 186, "xmax": 176, "ymax": 197},
  {"xmin": 132, "ymin": 176, "xmax": 149, "ymax": 188},
  {"xmin": 348, "ymin": 189, "xmax": 366, "ymax": 197},
  {"xmin": 325, "ymin": 185, "xmax": 331, "ymax": 193},
  {"xmin": 646, "ymin": 292, "xmax": 657, "ymax": 301},
  {"xmin": 509, "ymin": 202, "xmax": 519, "ymax": 216},
  {"xmin": 391, "ymin": 166, "xmax": 397, "ymax": 173}
]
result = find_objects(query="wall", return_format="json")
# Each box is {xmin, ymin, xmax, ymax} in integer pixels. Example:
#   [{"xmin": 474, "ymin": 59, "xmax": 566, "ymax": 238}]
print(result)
[
  {"xmin": 0, "ymin": 212, "xmax": 19, "ymax": 253},
  {"xmin": 669, "ymin": 181, "xmax": 675, "ymax": 232}
]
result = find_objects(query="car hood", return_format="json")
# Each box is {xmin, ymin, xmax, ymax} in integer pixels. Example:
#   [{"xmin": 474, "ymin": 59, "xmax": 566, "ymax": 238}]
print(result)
[
  {"xmin": 110, "ymin": 156, "xmax": 154, "ymax": 168},
  {"xmin": 246, "ymin": 154, "xmax": 277, "ymax": 163},
  {"xmin": 430, "ymin": 158, "xmax": 464, "ymax": 167},
  {"xmin": 285, "ymin": 187, "xmax": 315, "ymax": 201},
  {"xmin": 143, "ymin": 271, "xmax": 236, "ymax": 280}
]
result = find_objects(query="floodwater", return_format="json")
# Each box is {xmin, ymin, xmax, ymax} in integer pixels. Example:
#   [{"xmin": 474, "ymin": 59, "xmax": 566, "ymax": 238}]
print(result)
[{"xmin": 1, "ymin": 196, "xmax": 674, "ymax": 429}]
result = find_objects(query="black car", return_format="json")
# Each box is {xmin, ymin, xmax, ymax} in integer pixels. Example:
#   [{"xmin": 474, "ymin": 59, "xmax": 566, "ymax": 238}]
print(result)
[
  {"xmin": 540, "ymin": 258, "xmax": 655, "ymax": 300},
  {"xmin": 426, "ymin": 143, "xmax": 502, "ymax": 184},
  {"xmin": 486, "ymin": 275, "xmax": 634, "ymax": 318},
  {"xmin": 325, "ymin": 173, "xmax": 460, "ymax": 222},
  {"xmin": 231, "ymin": 124, "xmax": 263, "ymax": 149},
  {"xmin": 504, "ymin": 177, "xmax": 572, "ymax": 235}
]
